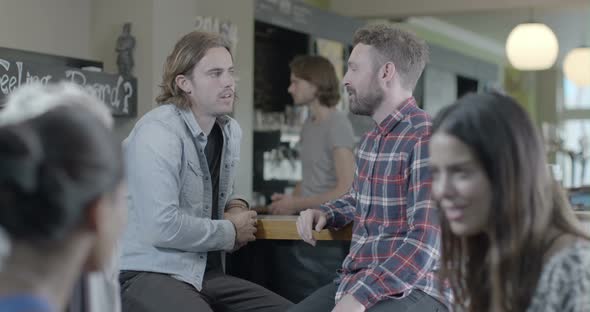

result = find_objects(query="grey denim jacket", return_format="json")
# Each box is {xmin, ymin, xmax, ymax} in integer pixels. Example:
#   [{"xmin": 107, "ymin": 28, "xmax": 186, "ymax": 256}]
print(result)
[{"xmin": 119, "ymin": 104, "xmax": 242, "ymax": 290}]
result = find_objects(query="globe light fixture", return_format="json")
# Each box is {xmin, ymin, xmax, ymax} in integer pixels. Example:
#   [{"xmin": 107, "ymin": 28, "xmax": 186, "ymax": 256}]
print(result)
[
  {"xmin": 506, "ymin": 22, "xmax": 559, "ymax": 70},
  {"xmin": 563, "ymin": 47, "xmax": 590, "ymax": 86}
]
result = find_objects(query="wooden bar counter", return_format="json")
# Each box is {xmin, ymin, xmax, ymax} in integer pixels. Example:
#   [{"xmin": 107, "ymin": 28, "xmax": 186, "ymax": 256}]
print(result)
[
  {"xmin": 254, "ymin": 215, "xmax": 352, "ymax": 241},
  {"xmin": 252, "ymin": 211, "xmax": 589, "ymax": 241}
]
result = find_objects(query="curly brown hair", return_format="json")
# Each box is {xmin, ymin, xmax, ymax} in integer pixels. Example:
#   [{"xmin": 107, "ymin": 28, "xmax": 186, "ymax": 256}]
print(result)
[
  {"xmin": 156, "ymin": 31, "xmax": 231, "ymax": 109},
  {"xmin": 353, "ymin": 24, "xmax": 429, "ymax": 91}
]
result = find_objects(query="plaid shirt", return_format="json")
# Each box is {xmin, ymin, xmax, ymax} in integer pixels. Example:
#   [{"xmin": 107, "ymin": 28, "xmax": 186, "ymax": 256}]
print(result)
[{"xmin": 320, "ymin": 97, "xmax": 449, "ymax": 309}]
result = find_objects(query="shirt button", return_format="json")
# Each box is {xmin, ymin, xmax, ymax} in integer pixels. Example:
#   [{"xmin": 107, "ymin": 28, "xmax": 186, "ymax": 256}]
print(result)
[
  {"xmin": 220, "ymin": 192, "xmax": 225, "ymax": 197},
  {"xmin": 200, "ymin": 255, "xmax": 204, "ymax": 259}
]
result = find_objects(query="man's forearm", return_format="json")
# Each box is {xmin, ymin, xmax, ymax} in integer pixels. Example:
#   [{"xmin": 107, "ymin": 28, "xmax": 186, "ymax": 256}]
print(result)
[
  {"xmin": 225, "ymin": 198, "xmax": 249, "ymax": 213},
  {"xmin": 296, "ymin": 184, "xmax": 350, "ymax": 211}
]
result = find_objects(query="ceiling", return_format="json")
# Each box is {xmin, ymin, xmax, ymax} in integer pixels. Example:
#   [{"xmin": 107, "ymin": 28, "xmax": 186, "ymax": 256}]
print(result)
[
  {"xmin": 328, "ymin": 0, "xmax": 590, "ymax": 65},
  {"xmin": 437, "ymin": 5, "xmax": 590, "ymax": 63},
  {"xmin": 330, "ymin": 0, "xmax": 589, "ymax": 18}
]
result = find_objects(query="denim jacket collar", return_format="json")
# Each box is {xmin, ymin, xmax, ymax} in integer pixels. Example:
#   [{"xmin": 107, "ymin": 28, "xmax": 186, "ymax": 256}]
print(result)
[{"xmin": 178, "ymin": 107, "xmax": 232, "ymax": 140}]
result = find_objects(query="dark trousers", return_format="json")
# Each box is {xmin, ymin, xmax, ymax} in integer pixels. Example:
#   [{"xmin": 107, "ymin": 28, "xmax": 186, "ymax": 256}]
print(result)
[
  {"xmin": 287, "ymin": 283, "xmax": 448, "ymax": 312},
  {"xmin": 271, "ymin": 240, "xmax": 349, "ymax": 303},
  {"xmin": 120, "ymin": 270, "xmax": 292, "ymax": 312},
  {"xmin": 226, "ymin": 240, "xmax": 349, "ymax": 304},
  {"xmin": 65, "ymin": 276, "xmax": 87, "ymax": 312}
]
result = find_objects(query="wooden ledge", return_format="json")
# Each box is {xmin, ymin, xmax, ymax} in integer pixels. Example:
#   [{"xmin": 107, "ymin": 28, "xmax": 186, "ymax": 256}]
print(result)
[{"xmin": 254, "ymin": 215, "xmax": 352, "ymax": 241}]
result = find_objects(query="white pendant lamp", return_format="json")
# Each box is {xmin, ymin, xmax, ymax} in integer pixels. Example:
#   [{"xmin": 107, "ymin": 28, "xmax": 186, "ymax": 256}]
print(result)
[
  {"xmin": 563, "ymin": 47, "xmax": 590, "ymax": 86},
  {"xmin": 506, "ymin": 22, "xmax": 559, "ymax": 70}
]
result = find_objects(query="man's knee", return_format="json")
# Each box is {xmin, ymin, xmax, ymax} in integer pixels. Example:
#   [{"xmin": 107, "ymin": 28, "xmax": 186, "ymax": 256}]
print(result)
[
  {"xmin": 120, "ymin": 272, "xmax": 211, "ymax": 312},
  {"xmin": 287, "ymin": 283, "xmax": 337, "ymax": 312}
]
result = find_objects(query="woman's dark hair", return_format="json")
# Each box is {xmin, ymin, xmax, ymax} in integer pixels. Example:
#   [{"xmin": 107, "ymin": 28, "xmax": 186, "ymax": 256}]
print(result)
[
  {"xmin": 433, "ymin": 92, "xmax": 590, "ymax": 311},
  {"xmin": 0, "ymin": 105, "xmax": 123, "ymax": 241}
]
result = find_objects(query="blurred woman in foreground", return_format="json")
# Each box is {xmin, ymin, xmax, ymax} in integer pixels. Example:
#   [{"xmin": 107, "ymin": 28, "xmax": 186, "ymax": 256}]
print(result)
[
  {"xmin": 429, "ymin": 92, "xmax": 590, "ymax": 312},
  {"xmin": 0, "ymin": 83, "xmax": 126, "ymax": 312}
]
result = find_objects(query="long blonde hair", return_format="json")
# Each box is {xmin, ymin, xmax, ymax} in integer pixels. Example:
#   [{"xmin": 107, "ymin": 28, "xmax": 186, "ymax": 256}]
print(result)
[{"xmin": 156, "ymin": 31, "xmax": 231, "ymax": 109}]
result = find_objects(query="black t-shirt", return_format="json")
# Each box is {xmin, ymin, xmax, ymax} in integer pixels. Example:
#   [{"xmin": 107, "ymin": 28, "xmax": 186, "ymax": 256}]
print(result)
[{"xmin": 205, "ymin": 122, "xmax": 224, "ymax": 272}]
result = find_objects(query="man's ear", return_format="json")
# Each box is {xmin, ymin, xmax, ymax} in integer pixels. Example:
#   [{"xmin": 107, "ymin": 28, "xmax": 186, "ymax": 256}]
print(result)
[
  {"xmin": 79, "ymin": 195, "xmax": 110, "ymax": 272},
  {"xmin": 310, "ymin": 84, "xmax": 319, "ymax": 99},
  {"xmin": 175, "ymin": 74, "xmax": 192, "ymax": 94},
  {"xmin": 381, "ymin": 62, "xmax": 396, "ymax": 82},
  {"xmin": 82, "ymin": 197, "xmax": 105, "ymax": 234}
]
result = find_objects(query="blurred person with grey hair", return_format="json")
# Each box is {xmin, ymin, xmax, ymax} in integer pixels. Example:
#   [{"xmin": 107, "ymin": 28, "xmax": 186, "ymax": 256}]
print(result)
[
  {"xmin": 0, "ymin": 82, "xmax": 123, "ymax": 312},
  {"xmin": 0, "ymin": 83, "xmax": 113, "ymax": 127}
]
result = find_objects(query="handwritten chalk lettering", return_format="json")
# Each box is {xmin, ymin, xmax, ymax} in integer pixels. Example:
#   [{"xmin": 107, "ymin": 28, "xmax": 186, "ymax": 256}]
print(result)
[
  {"xmin": 88, "ymin": 83, "xmax": 115, "ymax": 109},
  {"xmin": 0, "ymin": 59, "xmax": 8, "ymax": 94},
  {"xmin": 0, "ymin": 58, "xmax": 52, "ymax": 90},
  {"xmin": 25, "ymin": 71, "xmax": 52, "ymax": 84},
  {"xmin": 0, "ymin": 58, "xmax": 23, "ymax": 95},
  {"xmin": 0, "ymin": 55, "xmax": 137, "ymax": 116},
  {"xmin": 65, "ymin": 69, "xmax": 87, "ymax": 85},
  {"xmin": 123, "ymin": 80, "xmax": 133, "ymax": 113},
  {"xmin": 0, "ymin": 75, "xmax": 18, "ymax": 94},
  {"xmin": 195, "ymin": 16, "xmax": 220, "ymax": 33},
  {"xmin": 195, "ymin": 16, "xmax": 238, "ymax": 54},
  {"xmin": 66, "ymin": 70, "xmax": 132, "ymax": 112}
]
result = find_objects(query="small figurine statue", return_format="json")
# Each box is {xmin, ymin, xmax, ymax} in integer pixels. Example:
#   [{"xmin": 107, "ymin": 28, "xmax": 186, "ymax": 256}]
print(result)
[{"xmin": 116, "ymin": 23, "xmax": 136, "ymax": 77}]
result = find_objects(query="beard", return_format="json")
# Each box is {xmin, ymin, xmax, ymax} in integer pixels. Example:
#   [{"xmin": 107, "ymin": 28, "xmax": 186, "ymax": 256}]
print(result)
[{"xmin": 348, "ymin": 80, "xmax": 383, "ymax": 116}]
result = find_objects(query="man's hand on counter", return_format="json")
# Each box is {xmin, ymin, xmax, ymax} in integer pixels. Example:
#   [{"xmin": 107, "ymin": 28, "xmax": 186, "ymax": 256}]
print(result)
[
  {"xmin": 225, "ymin": 210, "xmax": 257, "ymax": 250},
  {"xmin": 269, "ymin": 193, "xmax": 301, "ymax": 215},
  {"xmin": 296, "ymin": 208, "xmax": 328, "ymax": 246}
]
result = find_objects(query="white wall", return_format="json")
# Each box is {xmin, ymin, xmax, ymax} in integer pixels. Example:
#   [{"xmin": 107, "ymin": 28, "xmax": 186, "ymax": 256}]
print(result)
[
  {"xmin": 91, "ymin": 0, "xmax": 155, "ymax": 142},
  {"xmin": 0, "ymin": 0, "xmax": 92, "ymax": 59},
  {"xmin": 191, "ymin": 0, "xmax": 255, "ymax": 199},
  {"xmin": 1, "ymin": 0, "xmax": 256, "ymax": 199},
  {"xmin": 93, "ymin": 0, "xmax": 257, "ymax": 198},
  {"xmin": 151, "ymin": 0, "xmax": 255, "ymax": 198}
]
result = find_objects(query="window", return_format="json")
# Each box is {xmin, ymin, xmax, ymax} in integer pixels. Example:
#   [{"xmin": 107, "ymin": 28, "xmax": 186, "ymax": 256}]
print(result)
[
  {"xmin": 564, "ymin": 78, "xmax": 590, "ymax": 109},
  {"xmin": 558, "ymin": 78, "xmax": 590, "ymax": 187}
]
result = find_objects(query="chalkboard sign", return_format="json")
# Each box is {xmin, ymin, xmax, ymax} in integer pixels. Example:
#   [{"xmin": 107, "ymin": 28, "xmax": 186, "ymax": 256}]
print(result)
[{"xmin": 0, "ymin": 51, "xmax": 137, "ymax": 117}]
